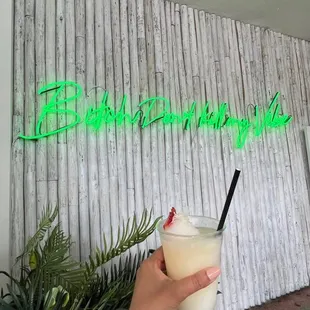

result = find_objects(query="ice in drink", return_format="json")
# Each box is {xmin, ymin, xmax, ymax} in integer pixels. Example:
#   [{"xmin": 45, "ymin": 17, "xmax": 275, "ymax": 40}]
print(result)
[{"xmin": 157, "ymin": 208, "xmax": 224, "ymax": 310}]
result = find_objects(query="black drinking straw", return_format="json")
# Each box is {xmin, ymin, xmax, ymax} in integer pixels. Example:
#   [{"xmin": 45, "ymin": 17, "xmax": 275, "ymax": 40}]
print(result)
[{"xmin": 217, "ymin": 169, "xmax": 241, "ymax": 231}]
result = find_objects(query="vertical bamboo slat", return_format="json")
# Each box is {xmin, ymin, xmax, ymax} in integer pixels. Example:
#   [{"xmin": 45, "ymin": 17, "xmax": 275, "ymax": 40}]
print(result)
[
  {"xmin": 165, "ymin": 1, "xmax": 180, "ymax": 211},
  {"xmin": 180, "ymin": 5, "xmax": 195, "ymax": 215},
  {"xmin": 152, "ymin": 0, "xmax": 166, "ymax": 220},
  {"xmin": 145, "ymin": 0, "xmax": 161, "ymax": 231},
  {"xmin": 35, "ymin": 0, "xmax": 47, "ymax": 225},
  {"xmin": 24, "ymin": 0, "xmax": 37, "ymax": 238},
  {"xmin": 174, "ymin": 3, "xmax": 189, "ymax": 212},
  {"xmin": 111, "ymin": 0, "xmax": 123, "ymax": 237},
  {"xmin": 66, "ymin": 0, "xmax": 80, "ymax": 260},
  {"xmin": 112, "ymin": 0, "xmax": 127, "ymax": 232},
  {"xmin": 94, "ymin": 0, "xmax": 108, "ymax": 269},
  {"xmin": 103, "ymin": 0, "xmax": 119, "ymax": 253},
  {"xmin": 137, "ymin": 0, "xmax": 155, "ymax": 249},
  {"xmin": 45, "ymin": 0, "xmax": 58, "ymax": 209},
  {"xmin": 188, "ymin": 7, "xmax": 203, "ymax": 216},
  {"xmin": 126, "ymin": 0, "xmax": 138, "ymax": 221},
  {"xmin": 86, "ymin": 0, "xmax": 100, "ymax": 253},
  {"xmin": 160, "ymin": 0, "xmax": 174, "ymax": 215},
  {"xmin": 11, "ymin": 0, "xmax": 25, "ymax": 277},
  {"xmin": 120, "ymin": 0, "xmax": 132, "ymax": 224},
  {"xmin": 12, "ymin": 0, "xmax": 310, "ymax": 308},
  {"xmin": 76, "ymin": 0, "xmax": 90, "ymax": 260},
  {"xmin": 56, "ymin": 0, "xmax": 69, "ymax": 235}
]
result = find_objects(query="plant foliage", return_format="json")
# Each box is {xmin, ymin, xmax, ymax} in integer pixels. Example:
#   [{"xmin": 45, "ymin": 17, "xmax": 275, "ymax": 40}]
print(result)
[{"xmin": 0, "ymin": 207, "xmax": 161, "ymax": 309}]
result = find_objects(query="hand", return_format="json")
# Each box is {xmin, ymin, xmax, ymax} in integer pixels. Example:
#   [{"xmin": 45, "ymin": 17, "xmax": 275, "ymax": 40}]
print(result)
[{"xmin": 129, "ymin": 247, "xmax": 221, "ymax": 310}]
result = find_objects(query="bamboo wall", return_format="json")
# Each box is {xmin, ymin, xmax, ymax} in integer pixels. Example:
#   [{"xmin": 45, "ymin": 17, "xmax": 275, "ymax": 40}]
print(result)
[{"xmin": 11, "ymin": 0, "xmax": 310, "ymax": 308}]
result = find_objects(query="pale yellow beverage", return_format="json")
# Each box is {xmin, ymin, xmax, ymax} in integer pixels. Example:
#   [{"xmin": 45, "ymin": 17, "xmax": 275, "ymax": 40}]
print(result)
[{"xmin": 157, "ymin": 216, "xmax": 224, "ymax": 310}]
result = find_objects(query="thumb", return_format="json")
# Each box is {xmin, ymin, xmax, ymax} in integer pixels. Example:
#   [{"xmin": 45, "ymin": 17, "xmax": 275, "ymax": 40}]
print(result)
[{"xmin": 172, "ymin": 267, "xmax": 221, "ymax": 303}]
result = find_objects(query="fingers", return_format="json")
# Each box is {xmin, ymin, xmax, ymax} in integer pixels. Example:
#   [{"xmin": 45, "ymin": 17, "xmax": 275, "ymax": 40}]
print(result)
[
  {"xmin": 149, "ymin": 247, "xmax": 164, "ymax": 261},
  {"xmin": 149, "ymin": 247, "xmax": 166, "ymax": 271},
  {"xmin": 172, "ymin": 267, "xmax": 221, "ymax": 302}
]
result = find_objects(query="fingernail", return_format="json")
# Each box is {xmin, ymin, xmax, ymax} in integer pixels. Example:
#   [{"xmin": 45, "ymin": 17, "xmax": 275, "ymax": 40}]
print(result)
[{"xmin": 207, "ymin": 267, "xmax": 221, "ymax": 282}]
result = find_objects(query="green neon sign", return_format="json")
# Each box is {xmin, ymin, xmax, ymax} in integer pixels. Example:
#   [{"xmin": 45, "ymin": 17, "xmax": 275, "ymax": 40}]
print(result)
[{"xmin": 19, "ymin": 81, "xmax": 293, "ymax": 148}]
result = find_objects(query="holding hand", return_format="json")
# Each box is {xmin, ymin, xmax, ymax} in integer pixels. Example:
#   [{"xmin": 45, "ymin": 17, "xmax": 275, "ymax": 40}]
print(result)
[{"xmin": 130, "ymin": 247, "xmax": 221, "ymax": 310}]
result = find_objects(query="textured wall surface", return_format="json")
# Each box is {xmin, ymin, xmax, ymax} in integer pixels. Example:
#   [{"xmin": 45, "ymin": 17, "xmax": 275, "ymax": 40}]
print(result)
[
  {"xmin": 11, "ymin": 0, "xmax": 310, "ymax": 309},
  {"xmin": 0, "ymin": 0, "xmax": 13, "ymax": 290}
]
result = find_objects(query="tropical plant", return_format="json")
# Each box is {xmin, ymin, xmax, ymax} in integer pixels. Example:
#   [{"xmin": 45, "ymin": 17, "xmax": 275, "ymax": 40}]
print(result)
[{"xmin": 0, "ymin": 207, "xmax": 161, "ymax": 310}]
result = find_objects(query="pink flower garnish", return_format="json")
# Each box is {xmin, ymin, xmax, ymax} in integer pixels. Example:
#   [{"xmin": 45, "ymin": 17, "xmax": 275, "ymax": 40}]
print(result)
[{"xmin": 163, "ymin": 207, "xmax": 177, "ymax": 229}]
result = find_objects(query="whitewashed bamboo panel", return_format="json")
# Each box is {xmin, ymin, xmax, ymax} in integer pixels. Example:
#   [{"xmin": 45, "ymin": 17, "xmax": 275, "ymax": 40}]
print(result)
[{"xmin": 11, "ymin": 0, "xmax": 310, "ymax": 309}]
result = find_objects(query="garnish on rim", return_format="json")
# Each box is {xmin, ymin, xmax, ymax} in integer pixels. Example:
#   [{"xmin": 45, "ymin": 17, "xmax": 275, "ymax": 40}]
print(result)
[{"xmin": 163, "ymin": 207, "xmax": 177, "ymax": 229}]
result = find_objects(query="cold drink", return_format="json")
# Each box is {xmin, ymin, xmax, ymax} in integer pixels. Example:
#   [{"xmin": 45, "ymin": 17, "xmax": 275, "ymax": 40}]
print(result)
[{"xmin": 157, "ymin": 209, "xmax": 224, "ymax": 310}]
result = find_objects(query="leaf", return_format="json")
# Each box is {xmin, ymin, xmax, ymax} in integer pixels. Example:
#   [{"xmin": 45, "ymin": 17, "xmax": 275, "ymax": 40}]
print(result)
[
  {"xmin": 1, "ymin": 208, "xmax": 160, "ymax": 310},
  {"xmin": 6, "ymin": 284, "xmax": 23, "ymax": 310},
  {"xmin": 16, "ymin": 207, "xmax": 58, "ymax": 263},
  {"xmin": 0, "ymin": 272, "xmax": 29, "ymax": 309},
  {"xmin": 81, "ymin": 252, "xmax": 145, "ymax": 309},
  {"xmin": 85, "ymin": 209, "xmax": 162, "ymax": 278},
  {"xmin": 41, "ymin": 225, "xmax": 86, "ymax": 293}
]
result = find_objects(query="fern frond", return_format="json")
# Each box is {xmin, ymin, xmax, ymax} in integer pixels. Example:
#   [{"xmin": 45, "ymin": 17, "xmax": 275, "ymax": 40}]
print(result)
[
  {"xmin": 91, "ymin": 281, "xmax": 122, "ymax": 310},
  {"xmin": 85, "ymin": 209, "xmax": 162, "ymax": 278},
  {"xmin": 109, "ymin": 251, "xmax": 146, "ymax": 285},
  {"xmin": 41, "ymin": 225, "xmax": 86, "ymax": 293},
  {"xmin": 82, "ymin": 252, "xmax": 145, "ymax": 309},
  {"xmin": 68, "ymin": 296, "xmax": 92, "ymax": 310},
  {"xmin": 16, "ymin": 206, "xmax": 58, "ymax": 263}
]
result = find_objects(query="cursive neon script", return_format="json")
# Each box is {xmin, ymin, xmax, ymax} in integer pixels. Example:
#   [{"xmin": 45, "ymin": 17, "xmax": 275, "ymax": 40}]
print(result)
[{"xmin": 19, "ymin": 81, "xmax": 293, "ymax": 148}]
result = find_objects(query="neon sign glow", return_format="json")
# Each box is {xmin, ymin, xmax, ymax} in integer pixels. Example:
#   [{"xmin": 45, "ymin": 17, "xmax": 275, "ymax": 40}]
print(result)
[{"xmin": 19, "ymin": 81, "xmax": 293, "ymax": 148}]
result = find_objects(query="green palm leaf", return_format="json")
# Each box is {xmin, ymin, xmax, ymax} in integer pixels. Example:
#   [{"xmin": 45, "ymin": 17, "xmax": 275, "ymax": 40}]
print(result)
[
  {"xmin": 82, "ymin": 252, "xmax": 146, "ymax": 309},
  {"xmin": 16, "ymin": 207, "xmax": 58, "ymax": 263},
  {"xmin": 41, "ymin": 225, "xmax": 86, "ymax": 293},
  {"xmin": 85, "ymin": 209, "xmax": 162, "ymax": 278}
]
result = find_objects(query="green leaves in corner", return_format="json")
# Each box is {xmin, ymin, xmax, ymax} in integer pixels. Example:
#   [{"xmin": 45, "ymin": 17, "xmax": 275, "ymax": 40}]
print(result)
[{"xmin": 0, "ymin": 206, "xmax": 161, "ymax": 309}]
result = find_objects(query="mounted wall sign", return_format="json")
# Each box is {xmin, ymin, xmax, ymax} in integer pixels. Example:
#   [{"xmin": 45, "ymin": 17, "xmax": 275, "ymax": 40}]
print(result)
[{"xmin": 19, "ymin": 81, "xmax": 293, "ymax": 148}]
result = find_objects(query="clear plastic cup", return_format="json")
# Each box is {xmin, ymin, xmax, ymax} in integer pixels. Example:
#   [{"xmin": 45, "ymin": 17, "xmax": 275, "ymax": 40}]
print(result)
[{"xmin": 157, "ymin": 216, "xmax": 225, "ymax": 310}]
